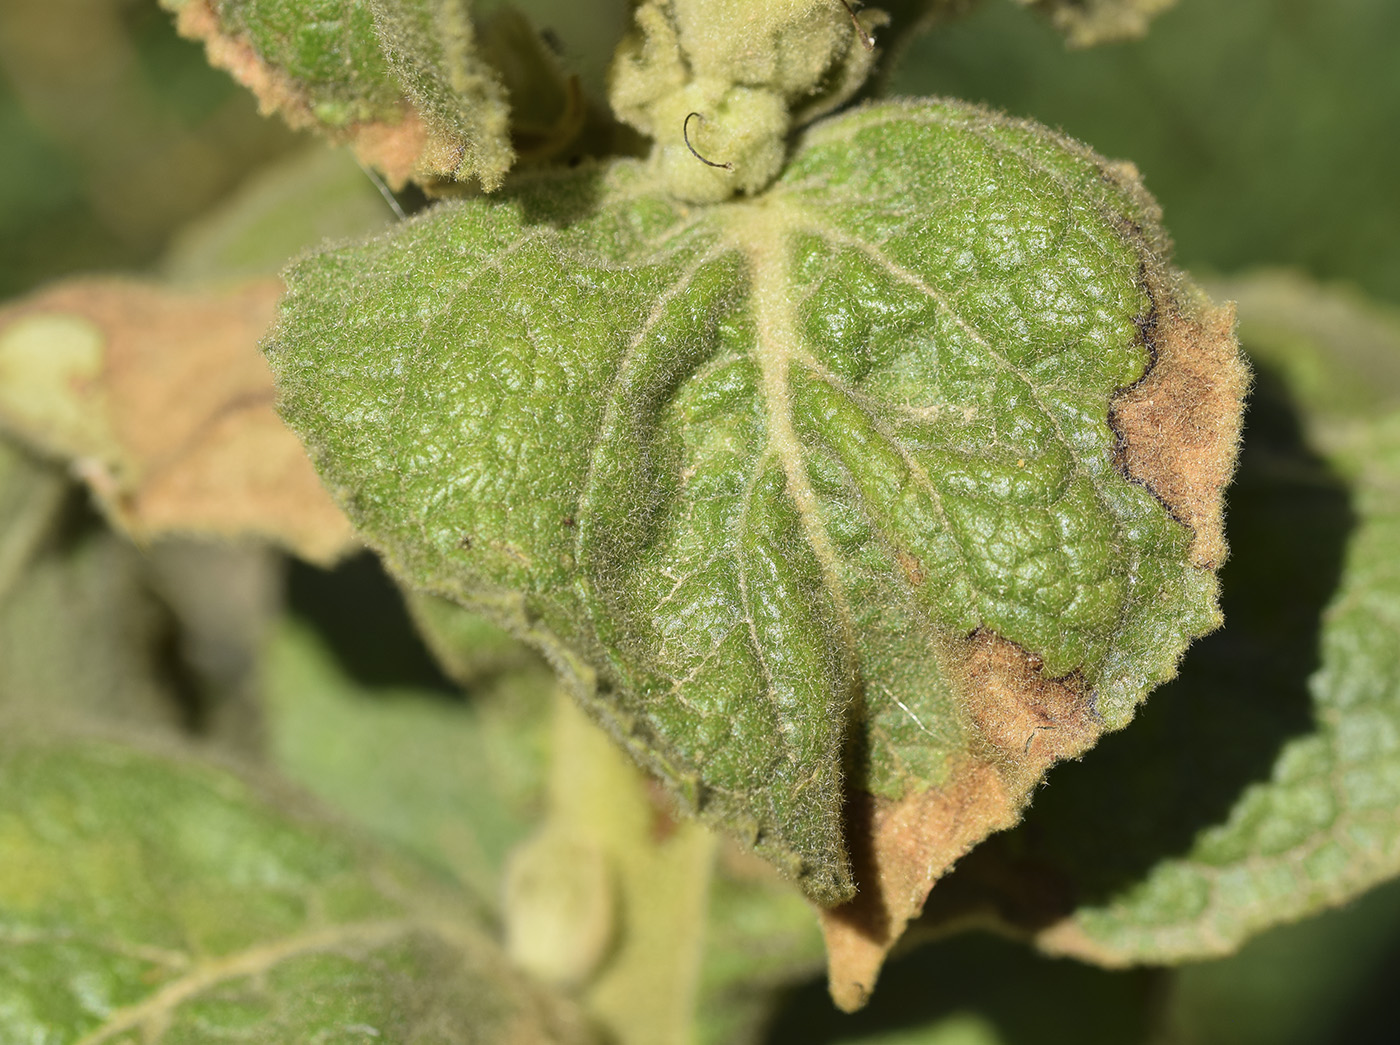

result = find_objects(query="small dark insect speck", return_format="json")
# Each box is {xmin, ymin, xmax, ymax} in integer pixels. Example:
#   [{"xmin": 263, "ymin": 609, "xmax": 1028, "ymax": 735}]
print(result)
[
  {"xmin": 562, "ymin": 516, "xmax": 576, "ymax": 528},
  {"xmin": 458, "ymin": 534, "xmax": 474, "ymax": 549},
  {"xmin": 1023, "ymin": 724, "xmax": 1056, "ymax": 755},
  {"xmin": 683, "ymin": 112, "xmax": 734, "ymax": 171}
]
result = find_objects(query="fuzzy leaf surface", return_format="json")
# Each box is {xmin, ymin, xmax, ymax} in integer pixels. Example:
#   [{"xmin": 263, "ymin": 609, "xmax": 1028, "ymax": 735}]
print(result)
[
  {"xmin": 165, "ymin": 0, "xmax": 514, "ymax": 188},
  {"xmin": 921, "ymin": 274, "xmax": 1400, "ymax": 964},
  {"xmin": 267, "ymin": 99, "xmax": 1235, "ymax": 913},
  {"xmin": 0, "ymin": 733, "xmax": 590, "ymax": 1043}
]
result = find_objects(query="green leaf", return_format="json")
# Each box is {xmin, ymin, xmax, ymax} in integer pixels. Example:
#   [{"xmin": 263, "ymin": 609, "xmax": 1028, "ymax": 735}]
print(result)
[
  {"xmin": 696, "ymin": 848, "xmax": 827, "ymax": 1045},
  {"xmin": 0, "ymin": 506, "xmax": 189, "ymax": 734},
  {"xmin": 0, "ymin": 439, "xmax": 65, "ymax": 610},
  {"xmin": 0, "ymin": 732, "xmax": 591, "ymax": 1043},
  {"xmin": 368, "ymin": 0, "xmax": 515, "ymax": 188},
  {"xmin": 263, "ymin": 614, "xmax": 554, "ymax": 902},
  {"xmin": 1161, "ymin": 874, "xmax": 1400, "ymax": 1045},
  {"xmin": 0, "ymin": 444, "xmax": 276, "ymax": 753},
  {"xmin": 405, "ymin": 587, "xmax": 544, "ymax": 684},
  {"xmin": 919, "ymin": 273, "xmax": 1400, "ymax": 965},
  {"xmin": 200, "ymin": 0, "xmax": 406, "ymax": 127},
  {"xmin": 265, "ymin": 98, "xmax": 1244, "ymax": 1000},
  {"xmin": 163, "ymin": 145, "xmax": 397, "ymax": 283},
  {"xmin": 506, "ymin": 692, "xmax": 717, "ymax": 1044},
  {"xmin": 163, "ymin": 0, "xmax": 515, "ymax": 189}
]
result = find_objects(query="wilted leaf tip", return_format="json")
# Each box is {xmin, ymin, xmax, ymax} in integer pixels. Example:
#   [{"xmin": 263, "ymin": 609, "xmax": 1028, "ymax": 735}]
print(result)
[{"xmin": 821, "ymin": 631, "xmax": 1104, "ymax": 1011}]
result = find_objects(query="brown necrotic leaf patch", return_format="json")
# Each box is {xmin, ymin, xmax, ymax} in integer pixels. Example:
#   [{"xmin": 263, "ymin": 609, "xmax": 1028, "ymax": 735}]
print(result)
[
  {"xmin": 1112, "ymin": 285, "xmax": 1249, "ymax": 570},
  {"xmin": 821, "ymin": 633, "xmax": 1103, "ymax": 1011},
  {"xmin": 0, "ymin": 278, "xmax": 356, "ymax": 564}
]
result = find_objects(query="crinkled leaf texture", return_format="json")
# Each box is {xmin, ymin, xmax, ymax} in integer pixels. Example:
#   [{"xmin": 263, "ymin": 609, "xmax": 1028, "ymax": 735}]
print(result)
[
  {"xmin": 267, "ymin": 98, "xmax": 1242, "ymax": 994},
  {"xmin": 0, "ymin": 733, "xmax": 590, "ymax": 1043},
  {"xmin": 919, "ymin": 274, "xmax": 1400, "ymax": 966}
]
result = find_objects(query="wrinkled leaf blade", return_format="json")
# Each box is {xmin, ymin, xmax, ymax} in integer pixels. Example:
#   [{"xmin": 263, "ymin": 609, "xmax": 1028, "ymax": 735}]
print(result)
[
  {"xmin": 921, "ymin": 274, "xmax": 1400, "ymax": 965},
  {"xmin": 266, "ymin": 99, "xmax": 1243, "ymax": 1001}
]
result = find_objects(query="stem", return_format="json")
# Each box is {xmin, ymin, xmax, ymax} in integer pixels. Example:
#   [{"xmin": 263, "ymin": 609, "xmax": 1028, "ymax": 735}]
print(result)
[
  {"xmin": 0, "ymin": 455, "xmax": 65, "ymax": 608},
  {"xmin": 549, "ymin": 691, "xmax": 718, "ymax": 1045}
]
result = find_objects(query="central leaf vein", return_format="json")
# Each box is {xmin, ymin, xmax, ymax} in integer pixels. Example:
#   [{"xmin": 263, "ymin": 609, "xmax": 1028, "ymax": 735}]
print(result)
[{"xmin": 739, "ymin": 223, "xmax": 858, "ymax": 677}]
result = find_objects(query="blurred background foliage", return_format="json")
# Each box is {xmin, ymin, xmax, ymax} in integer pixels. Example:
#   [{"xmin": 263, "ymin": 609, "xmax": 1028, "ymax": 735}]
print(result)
[
  {"xmin": 1, "ymin": 0, "xmax": 1397, "ymax": 1042},
  {"xmin": 891, "ymin": 0, "xmax": 1400, "ymax": 305}
]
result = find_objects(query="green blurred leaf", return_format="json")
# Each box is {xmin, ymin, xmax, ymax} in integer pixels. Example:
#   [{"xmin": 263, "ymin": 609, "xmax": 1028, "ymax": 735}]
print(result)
[
  {"xmin": 921, "ymin": 273, "xmax": 1400, "ymax": 965},
  {"xmin": 404, "ymin": 587, "xmax": 544, "ymax": 685},
  {"xmin": 164, "ymin": 145, "xmax": 396, "ymax": 283},
  {"xmin": 1014, "ymin": 0, "xmax": 1175, "ymax": 47},
  {"xmin": 696, "ymin": 850, "xmax": 826, "ymax": 1045},
  {"xmin": 890, "ymin": 0, "xmax": 1400, "ymax": 303},
  {"xmin": 263, "ymin": 615, "xmax": 554, "ymax": 903},
  {"xmin": 1, "ymin": 442, "xmax": 277, "ymax": 753},
  {"xmin": 1160, "ymin": 874, "xmax": 1400, "ymax": 1045},
  {"xmin": 0, "ymin": 499, "xmax": 188, "ymax": 733},
  {"xmin": 506, "ymin": 693, "xmax": 716, "ymax": 1044},
  {"xmin": 0, "ymin": 732, "xmax": 591, "ymax": 1042},
  {"xmin": 265, "ymin": 98, "xmax": 1244, "ymax": 1004},
  {"xmin": 0, "ymin": 439, "xmax": 66, "ymax": 610},
  {"xmin": 1212, "ymin": 272, "xmax": 1400, "ymax": 425}
]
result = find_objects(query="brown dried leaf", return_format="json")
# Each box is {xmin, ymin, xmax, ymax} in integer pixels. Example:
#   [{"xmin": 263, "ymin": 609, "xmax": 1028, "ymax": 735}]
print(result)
[
  {"xmin": 820, "ymin": 632, "xmax": 1103, "ymax": 1010},
  {"xmin": 1112, "ymin": 292, "xmax": 1247, "ymax": 570},
  {"xmin": 0, "ymin": 278, "xmax": 356, "ymax": 563}
]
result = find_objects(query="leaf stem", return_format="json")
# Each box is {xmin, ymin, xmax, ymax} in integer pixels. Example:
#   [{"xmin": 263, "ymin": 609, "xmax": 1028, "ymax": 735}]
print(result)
[{"xmin": 549, "ymin": 691, "xmax": 718, "ymax": 1045}]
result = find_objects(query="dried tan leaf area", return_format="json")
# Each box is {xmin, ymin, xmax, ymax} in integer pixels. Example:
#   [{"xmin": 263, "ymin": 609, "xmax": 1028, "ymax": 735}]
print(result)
[
  {"xmin": 173, "ymin": 0, "xmax": 456, "ymax": 190},
  {"xmin": 821, "ymin": 633, "xmax": 1102, "ymax": 1011},
  {"xmin": 1113, "ymin": 292, "xmax": 1249, "ymax": 569},
  {"xmin": 0, "ymin": 278, "xmax": 357, "ymax": 564}
]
